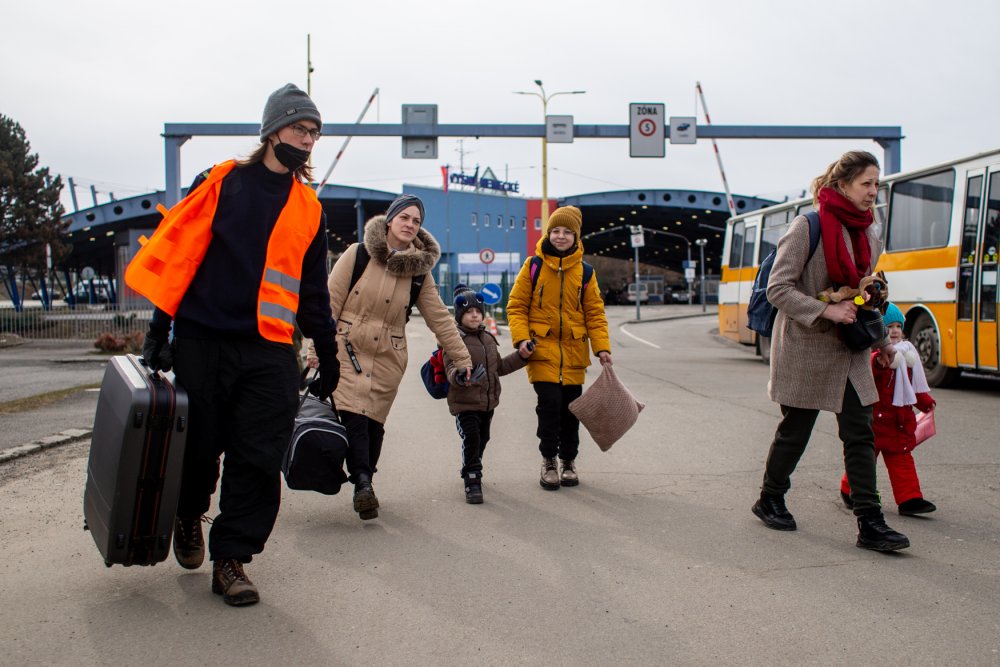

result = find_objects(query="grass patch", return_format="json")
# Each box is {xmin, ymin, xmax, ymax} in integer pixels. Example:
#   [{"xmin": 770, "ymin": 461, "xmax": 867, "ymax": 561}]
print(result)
[{"xmin": 0, "ymin": 384, "xmax": 101, "ymax": 415}]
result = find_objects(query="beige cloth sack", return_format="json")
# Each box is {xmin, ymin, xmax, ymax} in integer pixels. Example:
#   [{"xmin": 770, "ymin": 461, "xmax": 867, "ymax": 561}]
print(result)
[{"xmin": 569, "ymin": 365, "xmax": 644, "ymax": 451}]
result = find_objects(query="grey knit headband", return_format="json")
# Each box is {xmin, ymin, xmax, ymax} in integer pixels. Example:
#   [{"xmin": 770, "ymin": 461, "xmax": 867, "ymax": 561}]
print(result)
[{"xmin": 385, "ymin": 194, "xmax": 425, "ymax": 225}]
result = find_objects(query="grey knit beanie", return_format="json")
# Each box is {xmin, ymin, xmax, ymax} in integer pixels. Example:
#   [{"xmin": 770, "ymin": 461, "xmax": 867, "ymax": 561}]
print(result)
[
  {"xmin": 260, "ymin": 83, "xmax": 322, "ymax": 142},
  {"xmin": 384, "ymin": 194, "xmax": 425, "ymax": 225}
]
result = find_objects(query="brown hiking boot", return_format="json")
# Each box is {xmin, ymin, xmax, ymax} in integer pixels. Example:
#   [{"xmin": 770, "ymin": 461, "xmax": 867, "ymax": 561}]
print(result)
[
  {"xmin": 559, "ymin": 458, "xmax": 579, "ymax": 487},
  {"xmin": 212, "ymin": 559, "xmax": 260, "ymax": 606},
  {"xmin": 540, "ymin": 457, "xmax": 560, "ymax": 490},
  {"xmin": 173, "ymin": 515, "xmax": 209, "ymax": 570}
]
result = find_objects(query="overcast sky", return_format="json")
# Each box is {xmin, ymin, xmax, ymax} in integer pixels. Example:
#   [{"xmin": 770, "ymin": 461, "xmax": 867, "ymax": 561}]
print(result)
[{"xmin": 3, "ymin": 0, "xmax": 998, "ymax": 215}]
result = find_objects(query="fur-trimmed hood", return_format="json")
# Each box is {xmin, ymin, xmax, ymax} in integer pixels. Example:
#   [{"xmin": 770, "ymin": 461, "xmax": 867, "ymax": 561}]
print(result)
[{"xmin": 364, "ymin": 215, "xmax": 440, "ymax": 278}]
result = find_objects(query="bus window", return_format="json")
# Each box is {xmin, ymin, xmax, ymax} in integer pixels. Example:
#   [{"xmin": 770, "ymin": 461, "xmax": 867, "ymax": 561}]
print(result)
[
  {"xmin": 958, "ymin": 175, "xmax": 983, "ymax": 321},
  {"xmin": 760, "ymin": 211, "xmax": 788, "ymax": 262},
  {"xmin": 980, "ymin": 173, "xmax": 1000, "ymax": 322},
  {"xmin": 728, "ymin": 222, "xmax": 745, "ymax": 269},
  {"xmin": 742, "ymin": 227, "xmax": 757, "ymax": 268},
  {"xmin": 874, "ymin": 186, "xmax": 888, "ymax": 225},
  {"xmin": 887, "ymin": 170, "xmax": 955, "ymax": 251}
]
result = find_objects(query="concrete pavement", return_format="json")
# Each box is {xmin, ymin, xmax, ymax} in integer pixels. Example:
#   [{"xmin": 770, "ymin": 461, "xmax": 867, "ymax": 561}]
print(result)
[{"xmin": 2, "ymin": 306, "xmax": 999, "ymax": 665}]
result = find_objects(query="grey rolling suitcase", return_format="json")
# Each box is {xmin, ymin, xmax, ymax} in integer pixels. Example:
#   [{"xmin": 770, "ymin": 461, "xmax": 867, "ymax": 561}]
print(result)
[{"xmin": 84, "ymin": 354, "xmax": 189, "ymax": 567}]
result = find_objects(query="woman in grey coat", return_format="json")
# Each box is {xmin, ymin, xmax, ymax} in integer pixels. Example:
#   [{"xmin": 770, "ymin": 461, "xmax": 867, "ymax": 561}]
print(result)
[{"xmin": 752, "ymin": 151, "xmax": 909, "ymax": 552}]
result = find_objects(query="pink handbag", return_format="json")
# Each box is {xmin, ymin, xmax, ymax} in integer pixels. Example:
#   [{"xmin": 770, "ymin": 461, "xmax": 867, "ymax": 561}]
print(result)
[{"xmin": 914, "ymin": 410, "xmax": 936, "ymax": 446}]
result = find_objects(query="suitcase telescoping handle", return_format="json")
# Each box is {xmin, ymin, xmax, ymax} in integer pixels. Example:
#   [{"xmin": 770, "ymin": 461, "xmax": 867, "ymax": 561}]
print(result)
[{"xmin": 300, "ymin": 368, "xmax": 341, "ymax": 419}]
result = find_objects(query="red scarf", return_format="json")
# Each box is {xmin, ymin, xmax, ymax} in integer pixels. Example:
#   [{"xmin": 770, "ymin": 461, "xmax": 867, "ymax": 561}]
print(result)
[{"xmin": 818, "ymin": 187, "xmax": 873, "ymax": 288}]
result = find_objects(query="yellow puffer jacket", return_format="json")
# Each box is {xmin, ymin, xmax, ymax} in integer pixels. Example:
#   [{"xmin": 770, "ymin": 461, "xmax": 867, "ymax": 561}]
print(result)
[{"xmin": 506, "ymin": 239, "xmax": 610, "ymax": 385}]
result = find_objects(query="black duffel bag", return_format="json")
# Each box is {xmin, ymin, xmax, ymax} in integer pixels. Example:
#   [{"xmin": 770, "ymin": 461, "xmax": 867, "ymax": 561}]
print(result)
[
  {"xmin": 282, "ymin": 376, "xmax": 349, "ymax": 495},
  {"xmin": 838, "ymin": 307, "xmax": 886, "ymax": 351}
]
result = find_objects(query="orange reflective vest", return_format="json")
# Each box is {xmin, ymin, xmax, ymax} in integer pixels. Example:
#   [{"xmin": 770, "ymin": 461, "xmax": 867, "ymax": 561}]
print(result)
[{"xmin": 124, "ymin": 160, "xmax": 322, "ymax": 344}]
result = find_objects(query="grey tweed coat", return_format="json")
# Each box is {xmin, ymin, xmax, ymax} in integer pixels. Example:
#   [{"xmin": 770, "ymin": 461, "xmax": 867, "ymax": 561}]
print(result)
[{"xmin": 766, "ymin": 213, "xmax": 887, "ymax": 413}]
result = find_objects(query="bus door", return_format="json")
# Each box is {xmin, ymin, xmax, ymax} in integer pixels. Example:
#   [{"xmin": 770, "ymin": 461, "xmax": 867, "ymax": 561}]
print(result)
[
  {"xmin": 977, "ymin": 168, "xmax": 1000, "ymax": 369},
  {"xmin": 736, "ymin": 220, "xmax": 759, "ymax": 344},
  {"xmin": 722, "ymin": 220, "xmax": 746, "ymax": 338}
]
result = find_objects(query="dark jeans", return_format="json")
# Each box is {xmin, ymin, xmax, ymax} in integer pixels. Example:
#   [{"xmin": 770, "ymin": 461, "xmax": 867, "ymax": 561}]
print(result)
[
  {"xmin": 173, "ymin": 337, "xmax": 299, "ymax": 562},
  {"xmin": 340, "ymin": 411, "xmax": 385, "ymax": 482},
  {"xmin": 761, "ymin": 381, "xmax": 880, "ymax": 515},
  {"xmin": 533, "ymin": 382, "xmax": 583, "ymax": 461},
  {"xmin": 455, "ymin": 410, "xmax": 494, "ymax": 478}
]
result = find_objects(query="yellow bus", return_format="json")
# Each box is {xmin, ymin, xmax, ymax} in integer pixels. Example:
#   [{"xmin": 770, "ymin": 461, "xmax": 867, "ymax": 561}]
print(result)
[{"xmin": 719, "ymin": 148, "xmax": 1000, "ymax": 386}]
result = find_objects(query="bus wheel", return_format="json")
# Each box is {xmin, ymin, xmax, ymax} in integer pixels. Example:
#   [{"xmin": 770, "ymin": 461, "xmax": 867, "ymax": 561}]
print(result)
[
  {"xmin": 757, "ymin": 335, "xmax": 771, "ymax": 365},
  {"xmin": 910, "ymin": 312, "xmax": 960, "ymax": 387}
]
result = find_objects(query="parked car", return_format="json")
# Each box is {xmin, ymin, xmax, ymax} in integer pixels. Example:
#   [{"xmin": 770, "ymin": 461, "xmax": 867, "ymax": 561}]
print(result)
[
  {"xmin": 70, "ymin": 281, "xmax": 113, "ymax": 303},
  {"xmin": 625, "ymin": 283, "xmax": 649, "ymax": 305}
]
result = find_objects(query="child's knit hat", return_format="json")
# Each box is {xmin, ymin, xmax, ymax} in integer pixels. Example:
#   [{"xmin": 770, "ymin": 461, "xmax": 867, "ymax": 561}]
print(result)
[
  {"xmin": 884, "ymin": 302, "xmax": 904, "ymax": 326},
  {"xmin": 545, "ymin": 206, "xmax": 582, "ymax": 237},
  {"xmin": 453, "ymin": 284, "xmax": 484, "ymax": 324}
]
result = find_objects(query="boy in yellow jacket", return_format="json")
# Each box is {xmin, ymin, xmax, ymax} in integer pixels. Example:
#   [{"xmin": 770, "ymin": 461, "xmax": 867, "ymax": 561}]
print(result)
[{"xmin": 506, "ymin": 206, "xmax": 613, "ymax": 489}]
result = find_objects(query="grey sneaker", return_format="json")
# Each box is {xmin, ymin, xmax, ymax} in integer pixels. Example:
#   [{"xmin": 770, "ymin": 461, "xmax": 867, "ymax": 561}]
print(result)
[
  {"xmin": 212, "ymin": 559, "xmax": 260, "ymax": 606},
  {"xmin": 540, "ymin": 457, "xmax": 560, "ymax": 490},
  {"xmin": 559, "ymin": 458, "xmax": 579, "ymax": 487}
]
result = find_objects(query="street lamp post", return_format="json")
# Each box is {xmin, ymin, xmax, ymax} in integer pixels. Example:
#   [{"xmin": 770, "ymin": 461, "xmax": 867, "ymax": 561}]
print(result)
[
  {"xmin": 695, "ymin": 238, "xmax": 708, "ymax": 313},
  {"xmin": 514, "ymin": 80, "xmax": 585, "ymax": 229}
]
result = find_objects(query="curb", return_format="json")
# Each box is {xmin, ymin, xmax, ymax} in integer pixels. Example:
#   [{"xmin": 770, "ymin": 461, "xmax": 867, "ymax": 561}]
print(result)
[
  {"xmin": 0, "ymin": 429, "xmax": 92, "ymax": 465},
  {"xmin": 623, "ymin": 312, "xmax": 716, "ymax": 325}
]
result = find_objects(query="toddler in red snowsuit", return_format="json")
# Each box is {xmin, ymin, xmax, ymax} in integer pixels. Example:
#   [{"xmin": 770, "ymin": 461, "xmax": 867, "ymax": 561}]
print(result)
[{"xmin": 840, "ymin": 302, "xmax": 937, "ymax": 515}]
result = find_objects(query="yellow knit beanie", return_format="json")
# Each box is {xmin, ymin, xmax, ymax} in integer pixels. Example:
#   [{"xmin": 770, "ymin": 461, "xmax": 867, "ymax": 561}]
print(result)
[{"xmin": 545, "ymin": 206, "xmax": 582, "ymax": 237}]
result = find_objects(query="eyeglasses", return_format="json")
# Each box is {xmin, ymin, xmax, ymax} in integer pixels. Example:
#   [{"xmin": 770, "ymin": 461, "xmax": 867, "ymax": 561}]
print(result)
[{"xmin": 288, "ymin": 123, "xmax": 321, "ymax": 140}]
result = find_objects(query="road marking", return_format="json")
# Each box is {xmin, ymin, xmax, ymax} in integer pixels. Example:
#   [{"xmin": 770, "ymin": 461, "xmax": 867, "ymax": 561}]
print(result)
[{"xmin": 619, "ymin": 324, "xmax": 661, "ymax": 349}]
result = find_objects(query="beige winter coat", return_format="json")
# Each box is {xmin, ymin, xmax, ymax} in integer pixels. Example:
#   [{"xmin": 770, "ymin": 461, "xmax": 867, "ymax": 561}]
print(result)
[
  {"xmin": 326, "ymin": 216, "xmax": 471, "ymax": 423},
  {"xmin": 767, "ymin": 213, "xmax": 887, "ymax": 412}
]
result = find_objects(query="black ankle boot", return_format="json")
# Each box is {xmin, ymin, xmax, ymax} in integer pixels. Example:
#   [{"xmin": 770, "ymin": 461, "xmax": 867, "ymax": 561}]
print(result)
[
  {"xmin": 353, "ymin": 474, "xmax": 379, "ymax": 520},
  {"xmin": 898, "ymin": 498, "xmax": 936, "ymax": 515},
  {"xmin": 751, "ymin": 493, "xmax": 797, "ymax": 531},
  {"xmin": 856, "ymin": 512, "xmax": 910, "ymax": 551}
]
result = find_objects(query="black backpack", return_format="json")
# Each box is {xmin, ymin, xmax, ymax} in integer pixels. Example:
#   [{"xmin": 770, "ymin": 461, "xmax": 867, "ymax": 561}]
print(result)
[
  {"xmin": 350, "ymin": 243, "xmax": 426, "ymax": 321},
  {"xmin": 746, "ymin": 212, "xmax": 821, "ymax": 338}
]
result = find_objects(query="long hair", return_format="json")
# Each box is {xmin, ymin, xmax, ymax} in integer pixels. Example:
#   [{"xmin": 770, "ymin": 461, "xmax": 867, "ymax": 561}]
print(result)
[
  {"xmin": 235, "ymin": 141, "xmax": 314, "ymax": 183},
  {"xmin": 810, "ymin": 151, "xmax": 880, "ymax": 205}
]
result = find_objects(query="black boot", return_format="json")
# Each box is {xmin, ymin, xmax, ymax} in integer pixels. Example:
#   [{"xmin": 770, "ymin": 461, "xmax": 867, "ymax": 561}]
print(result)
[
  {"xmin": 856, "ymin": 512, "xmax": 910, "ymax": 551},
  {"xmin": 464, "ymin": 474, "xmax": 483, "ymax": 505},
  {"xmin": 751, "ymin": 493, "xmax": 797, "ymax": 531},
  {"xmin": 353, "ymin": 474, "xmax": 379, "ymax": 520},
  {"xmin": 898, "ymin": 498, "xmax": 936, "ymax": 515}
]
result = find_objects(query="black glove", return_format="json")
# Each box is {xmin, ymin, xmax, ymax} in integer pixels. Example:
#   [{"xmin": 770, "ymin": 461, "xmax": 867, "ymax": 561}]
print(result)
[
  {"xmin": 141, "ymin": 327, "xmax": 173, "ymax": 372},
  {"xmin": 309, "ymin": 337, "xmax": 340, "ymax": 400}
]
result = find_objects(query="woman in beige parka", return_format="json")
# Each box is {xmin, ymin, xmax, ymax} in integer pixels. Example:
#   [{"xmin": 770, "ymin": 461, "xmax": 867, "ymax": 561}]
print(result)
[{"xmin": 310, "ymin": 194, "xmax": 471, "ymax": 520}]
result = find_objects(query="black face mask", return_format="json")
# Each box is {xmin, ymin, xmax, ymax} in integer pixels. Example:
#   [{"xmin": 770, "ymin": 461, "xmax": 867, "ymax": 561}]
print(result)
[{"xmin": 272, "ymin": 140, "xmax": 310, "ymax": 172}]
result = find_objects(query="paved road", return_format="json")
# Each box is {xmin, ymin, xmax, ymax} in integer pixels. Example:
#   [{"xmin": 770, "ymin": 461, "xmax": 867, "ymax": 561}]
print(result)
[{"xmin": 1, "ymin": 308, "xmax": 999, "ymax": 665}]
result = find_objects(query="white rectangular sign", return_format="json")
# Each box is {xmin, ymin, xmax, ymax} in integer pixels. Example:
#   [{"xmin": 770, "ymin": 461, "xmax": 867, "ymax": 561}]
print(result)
[
  {"xmin": 670, "ymin": 116, "xmax": 697, "ymax": 144},
  {"xmin": 546, "ymin": 115, "xmax": 574, "ymax": 143},
  {"xmin": 629, "ymin": 103, "xmax": 665, "ymax": 158}
]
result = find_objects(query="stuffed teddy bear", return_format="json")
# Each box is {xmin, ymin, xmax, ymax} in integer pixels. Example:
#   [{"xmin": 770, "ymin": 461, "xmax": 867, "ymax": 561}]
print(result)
[{"xmin": 818, "ymin": 271, "xmax": 888, "ymax": 311}]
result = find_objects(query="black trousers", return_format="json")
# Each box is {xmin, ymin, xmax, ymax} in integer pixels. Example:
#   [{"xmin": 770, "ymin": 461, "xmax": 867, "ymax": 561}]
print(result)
[
  {"xmin": 455, "ymin": 410, "xmax": 494, "ymax": 478},
  {"xmin": 761, "ymin": 381, "xmax": 881, "ymax": 514},
  {"xmin": 533, "ymin": 382, "xmax": 583, "ymax": 461},
  {"xmin": 173, "ymin": 338, "xmax": 299, "ymax": 562},
  {"xmin": 340, "ymin": 410, "xmax": 385, "ymax": 482}
]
